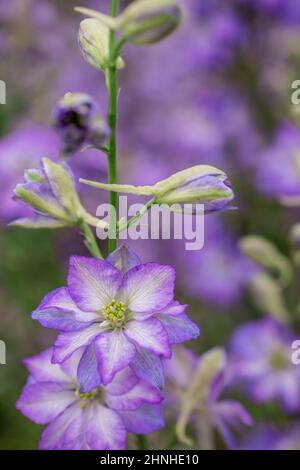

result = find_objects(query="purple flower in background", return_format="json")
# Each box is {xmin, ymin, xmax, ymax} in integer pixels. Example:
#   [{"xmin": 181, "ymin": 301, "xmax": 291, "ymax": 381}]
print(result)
[
  {"xmin": 177, "ymin": 219, "xmax": 256, "ymax": 309},
  {"xmin": 229, "ymin": 318, "xmax": 300, "ymax": 411},
  {"xmin": 255, "ymin": 124, "xmax": 300, "ymax": 199},
  {"xmin": 16, "ymin": 348, "xmax": 163, "ymax": 450},
  {"xmin": 53, "ymin": 92, "xmax": 110, "ymax": 154},
  {"xmin": 240, "ymin": 424, "xmax": 300, "ymax": 450},
  {"xmin": 32, "ymin": 246, "xmax": 199, "ymax": 389},
  {"xmin": 165, "ymin": 347, "xmax": 252, "ymax": 449},
  {"xmin": 238, "ymin": 0, "xmax": 300, "ymax": 22}
]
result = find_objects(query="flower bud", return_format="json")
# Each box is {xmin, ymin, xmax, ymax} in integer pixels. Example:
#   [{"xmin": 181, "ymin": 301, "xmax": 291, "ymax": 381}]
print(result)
[
  {"xmin": 75, "ymin": 0, "xmax": 182, "ymax": 46},
  {"xmin": 152, "ymin": 166, "xmax": 234, "ymax": 212},
  {"xmin": 176, "ymin": 348, "xmax": 226, "ymax": 446},
  {"xmin": 11, "ymin": 158, "xmax": 106, "ymax": 230},
  {"xmin": 248, "ymin": 272, "xmax": 289, "ymax": 323},
  {"xmin": 53, "ymin": 92, "xmax": 110, "ymax": 154},
  {"xmin": 239, "ymin": 235, "xmax": 292, "ymax": 287},
  {"xmin": 80, "ymin": 165, "xmax": 235, "ymax": 214},
  {"xmin": 78, "ymin": 19, "xmax": 124, "ymax": 70},
  {"xmin": 118, "ymin": 0, "xmax": 182, "ymax": 45}
]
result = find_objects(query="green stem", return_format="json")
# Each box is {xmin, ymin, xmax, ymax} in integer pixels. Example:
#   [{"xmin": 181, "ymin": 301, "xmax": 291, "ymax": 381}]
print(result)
[
  {"xmin": 80, "ymin": 221, "xmax": 103, "ymax": 259},
  {"xmin": 136, "ymin": 434, "xmax": 147, "ymax": 450},
  {"xmin": 107, "ymin": 0, "xmax": 119, "ymax": 253},
  {"xmin": 117, "ymin": 198, "xmax": 156, "ymax": 235}
]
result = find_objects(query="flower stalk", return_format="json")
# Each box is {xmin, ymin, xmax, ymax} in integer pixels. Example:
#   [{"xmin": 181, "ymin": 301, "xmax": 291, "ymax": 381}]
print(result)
[{"xmin": 106, "ymin": 0, "xmax": 119, "ymax": 253}]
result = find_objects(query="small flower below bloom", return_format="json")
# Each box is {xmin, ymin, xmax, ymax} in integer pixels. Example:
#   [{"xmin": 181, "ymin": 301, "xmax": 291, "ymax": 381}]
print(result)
[{"xmin": 16, "ymin": 348, "xmax": 164, "ymax": 450}]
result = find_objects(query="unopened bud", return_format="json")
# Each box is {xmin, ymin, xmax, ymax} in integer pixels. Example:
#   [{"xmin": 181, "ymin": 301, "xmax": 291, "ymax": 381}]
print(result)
[
  {"xmin": 78, "ymin": 18, "xmax": 124, "ymax": 70},
  {"xmin": 118, "ymin": 0, "xmax": 182, "ymax": 45},
  {"xmin": 239, "ymin": 235, "xmax": 292, "ymax": 286},
  {"xmin": 80, "ymin": 165, "xmax": 235, "ymax": 214},
  {"xmin": 75, "ymin": 0, "xmax": 182, "ymax": 46}
]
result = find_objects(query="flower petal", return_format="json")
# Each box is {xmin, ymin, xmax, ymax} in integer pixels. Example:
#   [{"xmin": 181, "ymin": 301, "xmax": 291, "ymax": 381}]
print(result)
[
  {"xmin": 158, "ymin": 313, "xmax": 200, "ymax": 344},
  {"xmin": 23, "ymin": 348, "xmax": 69, "ymax": 383},
  {"xmin": 120, "ymin": 263, "xmax": 175, "ymax": 313},
  {"xmin": 107, "ymin": 244, "xmax": 141, "ymax": 274},
  {"xmin": 158, "ymin": 301, "xmax": 188, "ymax": 317},
  {"xmin": 16, "ymin": 382, "xmax": 75, "ymax": 425},
  {"xmin": 68, "ymin": 256, "xmax": 122, "ymax": 311},
  {"xmin": 106, "ymin": 379, "xmax": 162, "ymax": 411},
  {"xmin": 118, "ymin": 403, "xmax": 164, "ymax": 434},
  {"xmin": 39, "ymin": 402, "xmax": 87, "ymax": 450},
  {"xmin": 104, "ymin": 368, "xmax": 138, "ymax": 396},
  {"xmin": 85, "ymin": 403, "xmax": 126, "ymax": 450},
  {"xmin": 125, "ymin": 318, "xmax": 171, "ymax": 358},
  {"xmin": 52, "ymin": 323, "xmax": 104, "ymax": 363},
  {"xmin": 95, "ymin": 331, "xmax": 136, "ymax": 385},
  {"xmin": 77, "ymin": 344, "xmax": 101, "ymax": 393},
  {"xmin": 32, "ymin": 287, "xmax": 98, "ymax": 331},
  {"xmin": 130, "ymin": 348, "xmax": 164, "ymax": 389}
]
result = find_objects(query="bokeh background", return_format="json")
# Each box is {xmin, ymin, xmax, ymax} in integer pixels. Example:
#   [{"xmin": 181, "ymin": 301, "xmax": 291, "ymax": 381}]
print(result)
[{"xmin": 1, "ymin": 0, "xmax": 300, "ymax": 449}]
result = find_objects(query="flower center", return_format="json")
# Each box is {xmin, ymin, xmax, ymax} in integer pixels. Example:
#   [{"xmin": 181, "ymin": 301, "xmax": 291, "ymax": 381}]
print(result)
[
  {"xmin": 75, "ymin": 387, "xmax": 102, "ymax": 408},
  {"xmin": 103, "ymin": 300, "xmax": 126, "ymax": 326},
  {"xmin": 269, "ymin": 349, "xmax": 287, "ymax": 370}
]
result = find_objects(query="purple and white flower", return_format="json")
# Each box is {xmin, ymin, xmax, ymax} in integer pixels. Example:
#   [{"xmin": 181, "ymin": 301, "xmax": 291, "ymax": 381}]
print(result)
[
  {"xmin": 228, "ymin": 318, "xmax": 300, "ymax": 412},
  {"xmin": 16, "ymin": 348, "xmax": 163, "ymax": 450},
  {"xmin": 32, "ymin": 245, "xmax": 200, "ymax": 389}
]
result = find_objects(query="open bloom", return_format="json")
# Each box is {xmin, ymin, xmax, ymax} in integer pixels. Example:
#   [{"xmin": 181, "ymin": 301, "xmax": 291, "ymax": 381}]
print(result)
[
  {"xmin": 228, "ymin": 318, "xmax": 300, "ymax": 411},
  {"xmin": 11, "ymin": 157, "xmax": 104, "ymax": 230},
  {"xmin": 16, "ymin": 348, "xmax": 163, "ymax": 450},
  {"xmin": 165, "ymin": 347, "xmax": 252, "ymax": 449},
  {"xmin": 32, "ymin": 246, "xmax": 199, "ymax": 389}
]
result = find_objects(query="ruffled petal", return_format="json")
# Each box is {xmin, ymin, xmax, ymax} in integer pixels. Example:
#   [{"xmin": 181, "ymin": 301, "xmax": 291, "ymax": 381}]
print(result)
[
  {"xmin": 39, "ymin": 402, "xmax": 88, "ymax": 450},
  {"xmin": 106, "ymin": 379, "xmax": 162, "ymax": 411},
  {"xmin": 104, "ymin": 368, "xmax": 138, "ymax": 396},
  {"xmin": 95, "ymin": 331, "xmax": 136, "ymax": 385},
  {"xmin": 125, "ymin": 318, "xmax": 171, "ymax": 358},
  {"xmin": 158, "ymin": 313, "xmax": 200, "ymax": 344},
  {"xmin": 130, "ymin": 348, "xmax": 164, "ymax": 389},
  {"xmin": 118, "ymin": 403, "xmax": 164, "ymax": 434},
  {"xmin": 77, "ymin": 344, "xmax": 101, "ymax": 393},
  {"xmin": 23, "ymin": 348, "xmax": 70, "ymax": 383},
  {"xmin": 16, "ymin": 382, "xmax": 75, "ymax": 425},
  {"xmin": 32, "ymin": 287, "xmax": 99, "ymax": 331},
  {"xmin": 67, "ymin": 256, "xmax": 122, "ymax": 312},
  {"xmin": 85, "ymin": 403, "xmax": 126, "ymax": 450},
  {"xmin": 52, "ymin": 323, "xmax": 104, "ymax": 363},
  {"xmin": 120, "ymin": 263, "xmax": 175, "ymax": 313},
  {"xmin": 158, "ymin": 301, "xmax": 188, "ymax": 317},
  {"xmin": 107, "ymin": 245, "xmax": 141, "ymax": 274}
]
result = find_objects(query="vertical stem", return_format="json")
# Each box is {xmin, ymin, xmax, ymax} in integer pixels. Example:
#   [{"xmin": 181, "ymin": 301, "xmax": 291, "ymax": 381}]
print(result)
[
  {"xmin": 136, "ymin": 434, "xmax": 147, "ymax": 450},
  {"xmin": 107, "ymin": 0, "xmax": 119, "ymax": 253}
]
